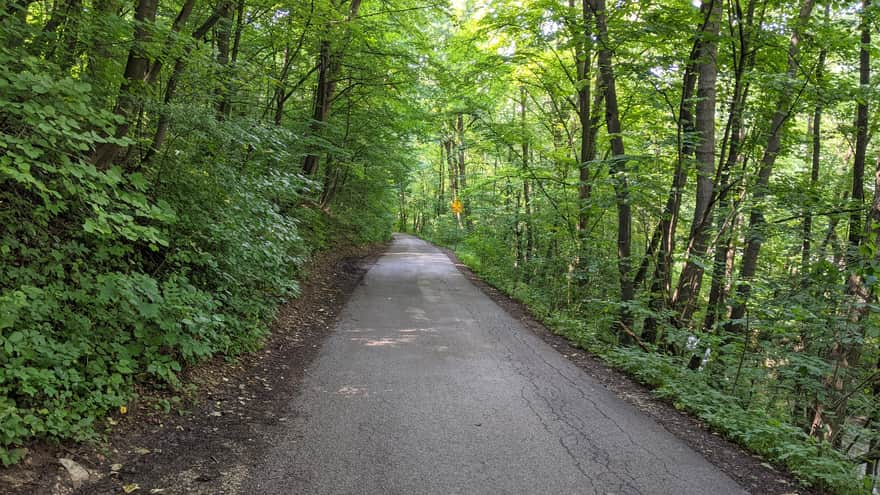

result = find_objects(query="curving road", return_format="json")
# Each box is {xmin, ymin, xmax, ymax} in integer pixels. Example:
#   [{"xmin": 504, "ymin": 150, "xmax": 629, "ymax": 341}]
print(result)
[{"xmin": 246, "ymin": 234, "xmax": 747, "ymax": 494}]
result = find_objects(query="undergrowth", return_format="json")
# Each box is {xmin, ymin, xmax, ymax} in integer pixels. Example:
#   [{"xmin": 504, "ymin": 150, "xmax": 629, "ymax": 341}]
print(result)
[{"xmin": 0, "ymin": 51, "xmax": 394, "ymax": 464}]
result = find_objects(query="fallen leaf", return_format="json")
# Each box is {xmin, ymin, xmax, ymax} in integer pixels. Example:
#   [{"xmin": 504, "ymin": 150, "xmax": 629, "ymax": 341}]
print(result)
[
  {"xmin": 119, "ymin": 405, "xmax": 128, "ymax": 415},
  {"xmin": 123, "ymin": 483, "xmax": 140, "ymax": 493},
  {"xmin": 110, "ymin": 463, "xmax": 123, "ymax": 472},
  {"xmin": 133, "ymin": 448, "xmax": 150, "ymax": 455}
]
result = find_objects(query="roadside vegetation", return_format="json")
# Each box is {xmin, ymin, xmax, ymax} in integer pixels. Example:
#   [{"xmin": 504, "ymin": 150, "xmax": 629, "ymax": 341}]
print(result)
[
  {"xmin": 0, "ymin": 0, "xmax": 428, "ymax": 465},
  {"xmin": 2, "ymin": 0, "xmax": 878, "ymax": 493},
  {"xmin": 402, "ymin": 1, "xmax": 879, "ymax": 493}
]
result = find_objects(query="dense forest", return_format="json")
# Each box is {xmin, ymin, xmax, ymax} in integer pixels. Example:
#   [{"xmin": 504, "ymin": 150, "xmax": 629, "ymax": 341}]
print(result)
[
  {"xmin": 402, "ymin": 0, "xmax": 880, "ymax": 492},
  {"xmin": 0, "ymin": 0, "xmax": 878, "ymax": 492}
]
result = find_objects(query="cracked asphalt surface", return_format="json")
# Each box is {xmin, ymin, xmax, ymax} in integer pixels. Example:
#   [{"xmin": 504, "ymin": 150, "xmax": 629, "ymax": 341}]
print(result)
[{"xmin": 245, "ymin": 234, "xmax": 748, "ymax": 494}]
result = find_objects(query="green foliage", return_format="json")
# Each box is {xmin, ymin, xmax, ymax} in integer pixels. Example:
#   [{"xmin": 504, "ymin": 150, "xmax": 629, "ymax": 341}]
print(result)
[
  {"xmin": 441, "ymin": 237, "xmax": 866, "ymax": 493},
  {"xmin": 0, "ymin": 0, "xmax": 408, "ymax": 458},
  {"xmin": 404, "ymin": 0, "xmax": 879, "ymax": 491},
  {"xmin": 603, "ymin": 348, "xmax": 863, "ymax": 494},
  {"xmin": 0, "ymin": 95, "xmax": 315, "ymax": 460}
]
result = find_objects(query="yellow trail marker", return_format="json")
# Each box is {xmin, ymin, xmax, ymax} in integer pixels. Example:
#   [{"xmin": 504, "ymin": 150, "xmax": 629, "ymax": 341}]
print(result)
[{"xmin": 450, "ymin": 199, "xmax": 463, "ymax": 214}]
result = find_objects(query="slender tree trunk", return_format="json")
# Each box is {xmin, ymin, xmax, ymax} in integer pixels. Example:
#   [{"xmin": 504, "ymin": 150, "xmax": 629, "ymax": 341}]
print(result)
[
  {"xmin": 847, "ymin": 11, "xmax": 870, "ymax": 256},
  {"xmin": 215, "ymin": 0, "xmax": 234, "ymax": 120},
  {"xmin": 144, "ymin": 0, "xmax": 195, "ymax": 85},
  {"xmin": 302, "ymin": 0, "xmax": 363, "ymax": 176},
  {"xmin": 591, "ymin": 0, "xmax": 633, "ymax": 344},
  {"xmin": 802, "ymin": 42, "xmax": 826, "ymax": 274},
  {"xmin": 641, "ymin": 9, "xmax": 710, "ymax": 341},
  {"xmin": 521, "ymin": 88, "xmax": 533, "ymax": 262},
  {"xmin": 727, "ymin": 0, "xmax": 815, "ymax": 333},
  {"xmin": 437, "ymin": 141, "xmax": 445, "ymax": 217},
  {"xmin": 142, "ymin": 3, "xmax": 228, "ymax": 164},
  {"xmin": 302, "ymin": 40, "xmax": 333, "ymax": 175},
  {"xmin": 319, "ymin": 82, "xmax": 353, "ymax": 208},
  {"xmin": 447, "ymin": 140, "xmax": 456, "ymax": 199},
  {"xmin": 575, "ymin": 0, "xmax": 596, "ymax": 234},
  {"xmin": 273, "ymin": 41, "xmax": 295, "ymax": 125},
  {"xmin": 456, "ymin": 113, "xmax": 470, "ymax": 227},
  {"xmin": 673, "ymin": 0, "xmax": 722, "ymax": 325},
  {"xmin": 704, "ymin": 0, "xmax": 758, "ymax": 331},
  {"xmin": 816, "ymin": 11, "xmax": 872, "ymax": 443},
  {"xmin": 272, "ymin": 3, "xmax": 315, "ymax": 125},
  {"xmin": 91, "ymin": 0, "xmax": 159, "ymax": 169}
]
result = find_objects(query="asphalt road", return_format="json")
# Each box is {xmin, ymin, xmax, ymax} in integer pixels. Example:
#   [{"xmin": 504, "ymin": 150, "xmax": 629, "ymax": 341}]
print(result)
[{"xmin": 246, "ymin": 234, "xmax": 748, "ymax": 494}]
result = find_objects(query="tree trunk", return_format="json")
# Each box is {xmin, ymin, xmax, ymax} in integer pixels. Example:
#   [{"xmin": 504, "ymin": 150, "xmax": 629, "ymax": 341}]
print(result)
[
  {"xmin": 437, "ymin": 141, "xmax": 445, "ymax": 217},
  {"xmin": 143, "ymin": 1, "xmax": 228, "ymax": 163},
  {"xmin": 319, "ymin": 85, "xmax": 352, "ymax": 208},
  {"xmin": 144, "ymin": 0, "xmax": 195, "ymax": 85},
  {"xmin": 456, "ymin": 113, "xmax": 470, "ymax": 227},
  {"xmin": 726, "ymin": 0, "xmax": 814, "ymax": 333},
  {"xmin": 672, "ymin": 0, "xmax": 722, "ymax": 325},
  {"xmin": 272, "ymin": 4, "xmax": 315, "ymax": 125},
  {"xmin": 704, "ymin": 0, "xmax": 758, "ymax": 331},
  {"xmin": 214, "ymin": 0, "xmax": 234, "ymax": 120},
  {"xmin": 446, "ymin": 138, "xmax": 457, "ymax": 203},
  {"xmin": 801, "ymin": 41, "xmax": 826, "ymax": 275},
  {"xmin": 642, "ymin": 4, "xmax": 713, "ymax": 340},
  {"xmin": 591, "ymin": 0, "xmax": 633, "ymax": 344},
  {"xmin": 302, "ymin": 0, "xmax": 363, "ymax": 176},
  {"xmin": 521, "ymin": 88, "xmax": 533, "ymax": 262},
  {"xmin": 91, "ymin": 0, "xmax": 159, "ymax": 169},
  {"xmin": 816, "ymin": 10, "xmax": 872, "ymax": 443},
  {"xmin": 575, "ymin": 0, "xmax": 596, "ymax": 234}
]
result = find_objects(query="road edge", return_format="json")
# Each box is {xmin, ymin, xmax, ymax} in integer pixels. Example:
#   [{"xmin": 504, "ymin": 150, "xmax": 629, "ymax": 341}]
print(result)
[
  {"xmin": 433, "ymin": 241, "xmax": 815, "ymax": 495},
  {"xmin": 1, "ymin": 241, "xmax": 389, "ymax": 495}
]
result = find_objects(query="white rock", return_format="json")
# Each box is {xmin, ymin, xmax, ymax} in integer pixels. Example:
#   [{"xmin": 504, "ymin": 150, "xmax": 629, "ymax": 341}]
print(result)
[{"xmin": 59, "ymin": 458, "xmax": 90, "ymax": 484}]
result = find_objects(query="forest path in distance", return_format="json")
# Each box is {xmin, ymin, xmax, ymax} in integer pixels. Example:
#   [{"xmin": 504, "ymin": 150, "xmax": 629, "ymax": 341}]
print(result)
[{"xmin": 243, "ymin": 234, "xmax": 748, "ymax": 494}]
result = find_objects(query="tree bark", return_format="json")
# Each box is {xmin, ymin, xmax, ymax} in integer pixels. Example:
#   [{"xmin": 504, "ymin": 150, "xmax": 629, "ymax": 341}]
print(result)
[
  {"xmin": 726, "ymin": 0, "xmax": 814, "ymax": 333},
  {"xmin": 144, "ymin": 0, "xmax": 195, "ymax": 85},
  {"xmin": 642, "ymin": 4, "xmax": 714, "ymax": 340},
  {"xmin": 521, "ymin": 87, "xmax": 533, "ymax": 262},
  {"xmin": 456, "ymin": 113, "xmax": 470, "ymax": 228},
  {"xmin": 704, "ymin": 0, "xmax": 758, "ymax": 331},
  {"xmin": 816, "ymin": 9, "xmax": 873, "ymax": 443},
  {"xmin": 591, "ymin": 0, "xmax": 633, "ymax": 344},
  {"xmin": 143, "ymin": 2, "xmax": 229, "ymax": 163},
  {"xmin": 214, "ymin": 0, "xmax": 234, "ymax": 120},
  {"xmin": 302, "ymin": 0, "xmax": 363, "ymax": 176},
  {"xmin": 575, "ymin": 0, "xmax": 597, "ymax": 234},
  {"xmin": 437, "ymin": 141, "xmax": 445, "ymax": 217},
  {"xmin": 672, "ymin": 0, "xmax": 722, "ymax": 325},
  {"xmin": 272, "ymin": 4, "xmax": 314, "ymax": 126},
  {"xmin": 801, "ymin": 41, "xmax": 826, "ymax": 275},
  {"xmin": 91, "ymin": 0, "xmax": 159, "ymax": 169}
]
